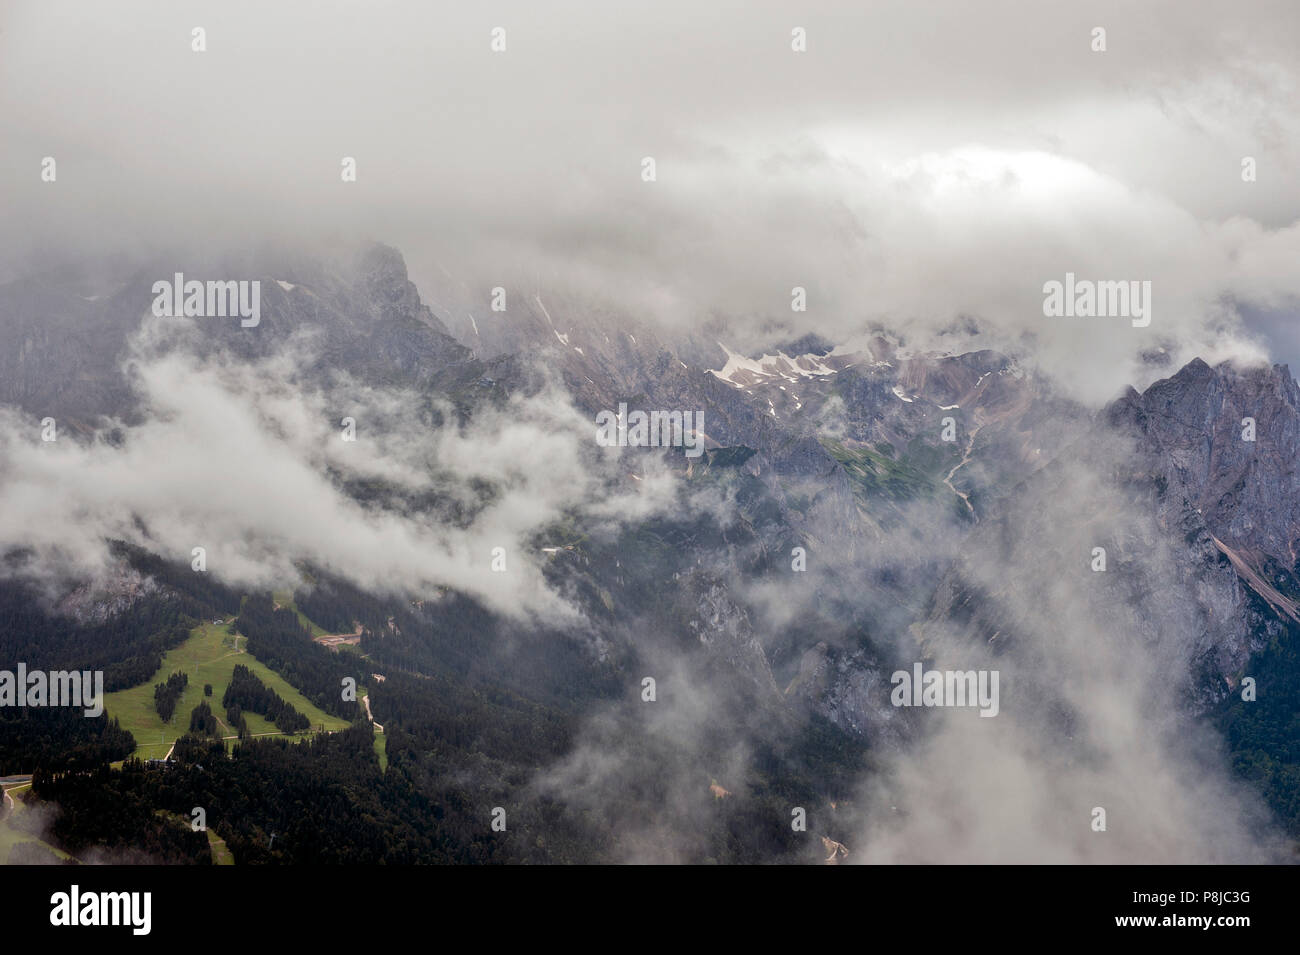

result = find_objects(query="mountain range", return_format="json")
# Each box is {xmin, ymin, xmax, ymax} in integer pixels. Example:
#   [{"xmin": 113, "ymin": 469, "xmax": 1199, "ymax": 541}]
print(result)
[{"xmin": 1, "ymin": 243, "xmax": 1295, "ymax": 863}]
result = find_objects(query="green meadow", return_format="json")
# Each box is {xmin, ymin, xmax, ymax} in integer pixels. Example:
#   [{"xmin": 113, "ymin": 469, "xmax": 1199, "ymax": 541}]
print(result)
[
  {"xmin": 207, "ymin": 827, "xmax": 234, "ymax": 865},
  {"xmin": 103, "ymin": 620, "xmax": 351, "ymax": 761}
]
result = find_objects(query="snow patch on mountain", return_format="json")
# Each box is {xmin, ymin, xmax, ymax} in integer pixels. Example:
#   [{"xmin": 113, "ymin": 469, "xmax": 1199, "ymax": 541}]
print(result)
[{"xmin": 707, "ymin": 342, "xmax": 843, "ymax": 387}]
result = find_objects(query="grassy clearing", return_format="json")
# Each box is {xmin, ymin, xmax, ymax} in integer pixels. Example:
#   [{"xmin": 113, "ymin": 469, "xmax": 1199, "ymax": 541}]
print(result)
[
  {"xmin": 1, "ymin": 783, "xmax": 75, "ymax": 864},
  {"xmin": 359, "ymin": 689, "xmax": 387, "ymax": 771},
  {"xmin": 820, "ymin": 437, "xmax": 943, "ymax": 502},
  {"xmin": 102, "ymin": 620, "xmax": 350, "ymax": 760},
  {"xmin": 206, "ymin": 827, "xmax": 234, "ymax": 865},
  {"xmin": 272, "ymin": 589, "xmax": 329, "ymax": 638}
]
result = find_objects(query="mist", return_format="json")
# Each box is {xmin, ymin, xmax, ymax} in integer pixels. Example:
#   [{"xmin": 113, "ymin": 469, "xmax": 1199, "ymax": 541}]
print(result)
[
  {"xmin": 0, "ymin": 310, "xmax": 688, "ymax": 625},
  {"xmin": 2, "ymin": 0, "xmax": 1297, "ymax": 867}
]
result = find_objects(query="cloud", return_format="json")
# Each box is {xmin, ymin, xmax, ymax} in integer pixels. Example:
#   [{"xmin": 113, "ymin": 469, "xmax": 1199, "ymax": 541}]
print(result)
[
  {"xmin": 532, "ymin": 417, "xmax": 1287, "ymax": 863},
  {"xmin": 3, "ymin": 1, "xmax": 1300, "ymax": 401},
  {"xmin": 1, "ymin": 0, "xmax": 1295, "ymax": 863},
  {"xmin": 0, "ymin": 313, "xmax": 675, "ymax": 624},
  {"xmin": 849, "ymin": 432, "xmax": 1283, "ymax": 862}
]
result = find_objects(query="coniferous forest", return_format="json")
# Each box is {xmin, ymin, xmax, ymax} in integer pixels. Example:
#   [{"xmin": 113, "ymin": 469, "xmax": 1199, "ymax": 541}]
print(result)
[{"xmin": 2, "ymin": 544, "xmax": 869, "ymax": 865}]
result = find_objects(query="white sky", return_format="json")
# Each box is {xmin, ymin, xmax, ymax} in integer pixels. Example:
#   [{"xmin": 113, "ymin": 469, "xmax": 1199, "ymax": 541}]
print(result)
[{"xmin": 2, "ymin": 0, "xmax": 1299, "ymax": 402}]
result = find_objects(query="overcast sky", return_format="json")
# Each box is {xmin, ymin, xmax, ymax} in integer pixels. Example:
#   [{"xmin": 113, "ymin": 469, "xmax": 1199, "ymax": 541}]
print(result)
[{"xmin": 3, "ymin": 0, "xmax": 1299, "ymax": 402}]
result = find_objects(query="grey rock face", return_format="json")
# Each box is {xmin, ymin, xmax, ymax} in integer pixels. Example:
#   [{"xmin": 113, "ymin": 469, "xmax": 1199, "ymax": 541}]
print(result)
[
  {"xmin": 1105, "ymin": 358, "xmax": 1300, "ymax": 686},
  {"xmin": 785, "ymin": 641, "xmax": 910, "ymax": 746},
  {"xmin": 684, "ymin": 574, "xmax": 781, "ymax": 700},
  {"xmin": 55, "ymin": 565, "xmax": 162, "ymax": 625},
  {"xmin": 1109, "ymin": 357, "xmax": 1300, "ymax": 569},
  {"xmin": 0, "ymin": 243, "xmax": 479, "ymax": 428}
]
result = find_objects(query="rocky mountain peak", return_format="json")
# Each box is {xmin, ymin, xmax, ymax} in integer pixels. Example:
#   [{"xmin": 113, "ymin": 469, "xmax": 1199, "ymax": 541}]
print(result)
[{"xmin": 1110, "ymin": 355, "xmax": 1300, "ymax": 591}]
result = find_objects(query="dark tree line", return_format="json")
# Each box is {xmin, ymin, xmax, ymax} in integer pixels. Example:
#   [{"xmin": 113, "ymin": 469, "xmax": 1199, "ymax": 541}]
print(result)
[
  {"xmin": 0, "ymin": 581, "xmax": 193, "ymax": 692},
  {"xmin": 293, "ymin": 574, "xmax": 389, "ymax": 635},
  {"xmin": 188, "ymin": 700, "xmax": 219, "ymax": 736},
  {"xmin": 10, "ymin": 550, "xmax": 874, "ymax": 864},
  {"xmin": 356, "ymin": 587, "xmax": 620, "ymax": 709},
  {"xmin": 237, "ymin": 594, "xmax": 361, "ymax": 721},
  {"xmin": 31, "ymin": 762, "xmax": 212, "ymax": 864},
  {"xmin": 0, "ymin": 707, "xmax": 135, "ymax": 775},
  {"xmin": 18, "ymin": 639, "xmax": 866, "ymax": 864},
  {"xmin": 1220, "ymin": 589, "xmax": 1300, "ymax": 838},
  {"xmin": 222, "ymin": 664, "xmax": 309, "ymax": 734},
  {"xmin": 110, "ymin": 540, "xmax": 242, "ymax": 617},
  {"xmin": 224, "ymin": 703, "xmax": 250, "ymax": 739},
  {"xmin": 153, "ymin": 671, "xmax": 188, "ymax": 722},
  {"xmin": 0, "ymin": 543, "xmax": 247, "ymax": 773}
]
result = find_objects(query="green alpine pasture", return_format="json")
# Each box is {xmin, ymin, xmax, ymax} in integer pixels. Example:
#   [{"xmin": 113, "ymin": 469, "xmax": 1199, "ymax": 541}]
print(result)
[{"xmin": 103, "ymin": 620, "xmax": 350, "ymax": 761}]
